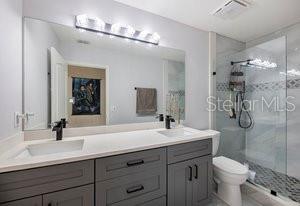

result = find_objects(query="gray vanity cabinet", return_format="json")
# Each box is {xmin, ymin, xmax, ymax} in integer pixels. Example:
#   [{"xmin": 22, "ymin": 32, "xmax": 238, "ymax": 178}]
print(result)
[
  {"xmin": 168, "ymin": 155, "xmax": 212, "ymax": 206},
  {"xmin": 43, "ymin": 184, "xmax": 94, "ymax": 206},
  {"xmin": 191, "ymin": 155, "xmax": 212, "ymax": 205},
  {"xmin": 0, "ymin": 139, "xmax": 212, "ymax": 206},
  {"xmin": 167, "ymin": 139, "xmax": 212, "ymax": 206},
  {"xmin": 0, "ymin": 196, "xmax": 42, "ymax": 206},
  {"xmin": 137, "ymin": 196, "xmax": 166, "ymax": 206},
  {"xmin": 167, "ymin": 159, "xmax": 194, "ymax": 206},
  {"xmin": 95, "ymin": 148, "xmax": 167, "ymax": 206},
  {"xmin": 0, "ymin": 185, "xmax": 94, "ymax": 206},
  {"xmin": 0, "ymin": 160, "xmax": 94, "ymax": 203}
]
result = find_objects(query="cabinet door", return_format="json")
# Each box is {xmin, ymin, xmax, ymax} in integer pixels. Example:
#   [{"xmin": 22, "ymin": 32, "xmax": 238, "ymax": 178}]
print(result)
[
  {"xmin": 43, "ymin": 185, "xmax": 94, "ymax": 206},
  {"xmin": 0, "ymin": 196, "xmax": 42, "ymax": 206},
  {"xmin": 192, "ymin": 155, "xmax": 212, "ymax": 206},
  {"xmin": 168, "ymin": 160, "xmax": 193, "ymax": 206}
]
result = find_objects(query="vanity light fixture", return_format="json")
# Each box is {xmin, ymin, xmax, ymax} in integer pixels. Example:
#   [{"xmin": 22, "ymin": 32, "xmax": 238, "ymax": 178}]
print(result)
[{"xmin": 75, "ymin": 14, "xmax": 160, "ymax": 45}]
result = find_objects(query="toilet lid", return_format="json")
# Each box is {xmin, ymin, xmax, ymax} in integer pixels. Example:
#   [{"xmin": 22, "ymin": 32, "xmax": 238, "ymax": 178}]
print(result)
[{"xmin": 213, "ymin": 156, "xmax": 248, "ymax": 175}]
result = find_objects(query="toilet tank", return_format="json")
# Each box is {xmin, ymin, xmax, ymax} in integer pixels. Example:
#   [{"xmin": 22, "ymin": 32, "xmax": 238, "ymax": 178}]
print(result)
[{"xmin": 204, "ymin": 130, "xmax": 220, "ymax": 156}]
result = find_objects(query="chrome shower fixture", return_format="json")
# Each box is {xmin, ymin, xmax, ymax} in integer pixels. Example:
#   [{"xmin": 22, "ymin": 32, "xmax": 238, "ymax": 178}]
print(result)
[{"xmin": 75, "ymin": 14, "xmax": 160, "ymax": 45}]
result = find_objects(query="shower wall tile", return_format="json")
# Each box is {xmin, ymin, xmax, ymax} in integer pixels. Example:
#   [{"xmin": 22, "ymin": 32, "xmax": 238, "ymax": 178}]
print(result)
[
  {"xmin": 215, "ymin": 34, "xmax": 246, "ymax": 162},
  {"xmin": 287, "ymin": 88, "xmax": 300, "ymax": 180}
]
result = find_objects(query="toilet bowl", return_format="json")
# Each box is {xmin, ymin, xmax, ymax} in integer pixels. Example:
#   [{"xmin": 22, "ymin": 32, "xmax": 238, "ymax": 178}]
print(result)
[
  {"xmin": 206, "ymin": 130, "xmax": 249, "ymax": 206},
  {"xmin": 213, "ymin": 156, "xmax": 248, "ymax": 206}
]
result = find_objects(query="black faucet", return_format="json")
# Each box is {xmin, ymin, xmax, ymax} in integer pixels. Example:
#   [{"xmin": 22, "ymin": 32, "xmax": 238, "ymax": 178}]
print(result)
[
  {"xmin": 52, "ymin": 118, "xmax": 67, "ymax": 141},
  {"xmin": 156, "ymin": 114, "xmax": 164, "ymax": 122},
  {"xmin": 165, "ymin": 115, "xmax": 175, "ymax": 129}
]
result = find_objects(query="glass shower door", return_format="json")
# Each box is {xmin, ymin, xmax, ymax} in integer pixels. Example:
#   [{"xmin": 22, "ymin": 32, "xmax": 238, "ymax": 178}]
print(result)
[
  {"xmin": 216, "ymin": 36, "xmax": 288, "ymax": 199},
  {"xmin": 242, "ymin": 37, "xmax": 288, "ymax": 197}
]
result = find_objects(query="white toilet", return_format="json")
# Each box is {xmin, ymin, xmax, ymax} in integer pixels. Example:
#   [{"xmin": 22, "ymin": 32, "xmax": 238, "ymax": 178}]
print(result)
[{"xmin": 207, "ymin": 130, "xmax": 249, "ymax": 206}]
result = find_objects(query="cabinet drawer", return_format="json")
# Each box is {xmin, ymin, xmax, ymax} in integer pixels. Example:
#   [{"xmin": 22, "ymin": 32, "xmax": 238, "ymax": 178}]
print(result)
[
  {"xmin": 0, "ymin": 160, "xmax": 94, "ymax": 203},
  {"xmin": 0, "ymin": 196, "xmax": 42, "ymax": 206},
  {"xmin": 96, "ymin": 167, "xmax": 166, "ymax": 206},
  {"xmin": 96, "ymin": 148, "xmax": 166, "ymax": 181},
  {"xmin": 167, "ymin": 139, "xmax": 212, "ymax": 164},
  {"xmin": 137, "ymin": 196, "xmax": 166, "ymax": 206},
  {"xmin": 43, "ymin": 184, "xmax": 94, "ymax": 206},
  {"xmin": 109, "ymin": 196, "xmax": 166, "ymax": 206}
]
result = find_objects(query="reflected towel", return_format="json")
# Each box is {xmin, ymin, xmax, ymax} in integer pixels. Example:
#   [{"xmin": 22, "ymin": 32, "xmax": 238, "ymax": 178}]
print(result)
[{"xmin": 136, "ymin": 87, "xmax": 157, "ymax": 115}]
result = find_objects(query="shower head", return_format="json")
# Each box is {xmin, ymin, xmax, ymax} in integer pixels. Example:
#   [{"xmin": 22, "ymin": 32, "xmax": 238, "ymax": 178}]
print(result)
[
  {"xmin": 231, "ymin": 59, "xmax": 277, "ymax": 69},
  {"xmin": 231, "ymin": 59, "xmax": 252, "ymax": 66}
]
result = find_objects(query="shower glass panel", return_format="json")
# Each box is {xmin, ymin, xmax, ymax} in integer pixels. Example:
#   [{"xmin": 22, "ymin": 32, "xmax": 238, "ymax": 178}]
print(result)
[{"xmin": 216, "ymin": 36, "xmax": 287, "ymax": 198}]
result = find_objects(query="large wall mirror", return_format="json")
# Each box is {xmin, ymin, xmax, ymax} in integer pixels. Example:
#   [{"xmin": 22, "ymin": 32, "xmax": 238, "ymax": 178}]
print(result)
[{"xmin": 23, "ymin": 18, "xmax": 185, "ymax": 130}]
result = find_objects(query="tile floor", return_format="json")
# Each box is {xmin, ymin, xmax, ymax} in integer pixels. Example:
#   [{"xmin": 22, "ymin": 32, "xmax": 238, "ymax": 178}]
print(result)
[
  {"xmin": 207, "ymin": 183, "xmax": 300, "ymax": 206},
  {"xmin": 248, "ymin": 161, "xmax": 300, "ymax": 203}
]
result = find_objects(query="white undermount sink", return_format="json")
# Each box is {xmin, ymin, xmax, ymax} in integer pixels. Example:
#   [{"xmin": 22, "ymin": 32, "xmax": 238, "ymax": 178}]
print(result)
[
  {"xmin": 158, "ymin": 128, "xmax": 194, "ymax": 137},
  {"xmin": 14, "ymin": 139, "xmax": 84, "ymax": 159}
]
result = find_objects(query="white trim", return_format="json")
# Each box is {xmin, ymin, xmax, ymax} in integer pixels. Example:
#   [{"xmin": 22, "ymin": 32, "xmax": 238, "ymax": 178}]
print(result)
[
  {"xmin": 66, "ymin": 61, "xmax": 110, "ymax": 125},
  {"xmin": 208, "ymin": 32, "xmax": 217, "ymax": 130},
  {"xmin": 162, "ymin": 60, "xmax": 168, "ymax": 116}
]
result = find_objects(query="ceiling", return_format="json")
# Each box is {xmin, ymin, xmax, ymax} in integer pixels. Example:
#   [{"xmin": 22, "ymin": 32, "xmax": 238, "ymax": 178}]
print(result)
[{"xmin": 114, "ymin": 0, "xmax": 300, "ymax": 42}]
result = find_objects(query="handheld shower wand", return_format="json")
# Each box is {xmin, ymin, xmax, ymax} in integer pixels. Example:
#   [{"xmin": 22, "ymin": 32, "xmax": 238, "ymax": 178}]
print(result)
[{"xmin": 229, "ymin": 61, "xmax": 254, "ymax": 129}]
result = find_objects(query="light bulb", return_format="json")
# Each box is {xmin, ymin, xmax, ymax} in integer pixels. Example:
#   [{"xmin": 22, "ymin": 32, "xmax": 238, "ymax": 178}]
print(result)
[
  {"xmin": 124, "ymin": 25, "xmax": 135, "ymax": 37},
  {"xmin": 139, "ymin": 30, "xmax": 149, "ymax": 39},
  {"xmin": 111, "ymin": 23, "xmax": 122, "ymax": 34},
  {"xmin": 76, "ymin": 14, "xmax": 88, "ymax": 26},
  {"xmin": 93, "ymin": 17, "xmax": 105, "ymax": 30},
  {"xmin": 152, "ymin": 32, "xmax": 160, "ymax": 41}
]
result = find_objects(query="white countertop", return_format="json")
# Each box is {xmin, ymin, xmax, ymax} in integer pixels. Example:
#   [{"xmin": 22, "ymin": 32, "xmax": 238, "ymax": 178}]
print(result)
[{"xmin": 0, "ymin": 127, "xmax": 215, "ymax": 173}]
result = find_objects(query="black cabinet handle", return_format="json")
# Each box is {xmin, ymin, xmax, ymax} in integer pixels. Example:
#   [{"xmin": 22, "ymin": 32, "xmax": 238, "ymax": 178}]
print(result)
[
  {"xmin": 126, "ymin": 185, "xmax": 144, "ymax": 194},
  {"xmin": 127, "ymin": 159, "xmax": 144, "ymax": 167},
  {"xmin": 48, "ymin": 203, "xmax": 52, "ymax": 206},
  {"xmin": 188, "ymin": 166, "xmax": 193, "ymax": 181},
  {"xmin": 194, "ymin": 164, "xmax": 198, "ymax": 179}
]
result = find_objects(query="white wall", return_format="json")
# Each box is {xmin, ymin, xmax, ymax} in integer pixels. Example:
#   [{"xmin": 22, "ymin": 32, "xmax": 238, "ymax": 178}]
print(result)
[
  {"xmin": 24, "ymin": 19, "xmax": 60, "ymax": 130},
  {"xmin": 59, "ymin": 42, "xmax": 164, "ymax": 125},
  {"xmin": 23, "ymin": 0, "xmax": 210, "ymax": 129},
  {"xmin": 0, "ymin": 0, "xmax": 23, "ymax": 140}
]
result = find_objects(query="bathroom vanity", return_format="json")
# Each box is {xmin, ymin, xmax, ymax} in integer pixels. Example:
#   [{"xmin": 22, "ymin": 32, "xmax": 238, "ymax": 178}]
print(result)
[{"xmin": 0, "ymin": 127, "xmax": 214, "ymax": 206}]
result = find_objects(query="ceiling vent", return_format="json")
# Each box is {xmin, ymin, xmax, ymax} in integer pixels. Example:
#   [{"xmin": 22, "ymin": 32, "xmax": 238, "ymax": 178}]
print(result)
[{"xmin": 213, "ymin": 0, "xmax": 249, "ymax": 20}]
